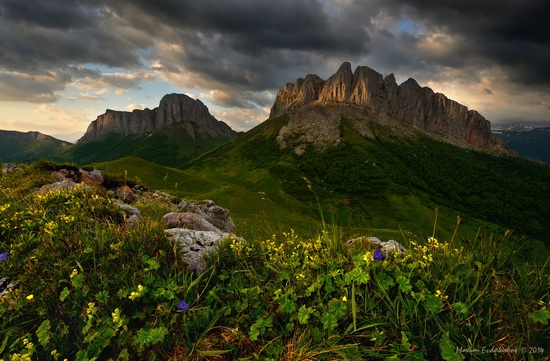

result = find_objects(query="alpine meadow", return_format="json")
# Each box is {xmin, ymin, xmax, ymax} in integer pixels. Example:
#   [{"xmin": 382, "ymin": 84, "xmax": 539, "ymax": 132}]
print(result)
[{"xmin": 1, "ymin": 61, "xmax": 549, "ymax": 361}]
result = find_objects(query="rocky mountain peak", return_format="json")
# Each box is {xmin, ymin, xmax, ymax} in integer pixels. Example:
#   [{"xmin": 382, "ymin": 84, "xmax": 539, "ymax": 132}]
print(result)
[
  {"xmin": 78, "ymin": 93, "xmax": 237, "ymax": 143},
  {"xmin": 271, "ymin": 62, "xmax": 515, "ymax": 155}
]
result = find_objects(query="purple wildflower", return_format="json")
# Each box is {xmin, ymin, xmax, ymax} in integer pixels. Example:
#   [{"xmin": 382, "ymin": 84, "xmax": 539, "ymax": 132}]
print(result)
[
  {"xmin": 0, "ymin": 252, "xmax": 8, "ymax": 262},
  {"xmin": 373, "ymin": 250, "xmax": 385, "ymax": 261},
  {"xmin": 176, "ymin": 300, "xmax": 189, "ymax": 311}
]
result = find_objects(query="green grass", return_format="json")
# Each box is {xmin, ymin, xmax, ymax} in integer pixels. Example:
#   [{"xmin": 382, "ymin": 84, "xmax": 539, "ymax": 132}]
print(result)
[{"xmin": 0, "ymin": 162, "xmax": 549, "ymax": 360}]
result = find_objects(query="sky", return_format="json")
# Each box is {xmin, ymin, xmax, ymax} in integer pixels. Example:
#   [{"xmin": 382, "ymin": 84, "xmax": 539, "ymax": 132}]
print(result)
[{"xmin": 0, "ymin": 0, "xmax": 549, "ymax": 142}]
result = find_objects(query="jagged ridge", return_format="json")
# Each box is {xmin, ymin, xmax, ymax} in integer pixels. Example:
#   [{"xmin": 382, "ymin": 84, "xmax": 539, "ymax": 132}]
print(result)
[
  {"xmin": 271, "ymin": 62, "xmax": 513, "ymax": 154},
  {"xmin": 79, "ymin": 93, "xmax": 237, "ymax": 143}
]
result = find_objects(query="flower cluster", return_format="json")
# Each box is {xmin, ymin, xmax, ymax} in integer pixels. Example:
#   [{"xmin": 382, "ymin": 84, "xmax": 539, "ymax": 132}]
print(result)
[
  {"xmin": 129, "ymin": 284, "xmax": 145, "ymax": 300},
  {"xmin": 262, "ymin": 230, "xmax": 322, "ymax": 269},
  {"xmin": 435, "ymin": 289, "xmax": 448, "ymax": 299},
  {"xmin": 111, "ymin": 308, "xmax": 124, "ymax": 328}
]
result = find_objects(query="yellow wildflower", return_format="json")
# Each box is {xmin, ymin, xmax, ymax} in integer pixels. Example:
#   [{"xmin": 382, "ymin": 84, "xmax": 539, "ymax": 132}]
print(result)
[
  {"xmin": 342, "ymin": 296, "xmax": 347, "ymax": 302},
  {"xmin": 26, "ymin": 294, "xmax": 34, "ymax": 300}
]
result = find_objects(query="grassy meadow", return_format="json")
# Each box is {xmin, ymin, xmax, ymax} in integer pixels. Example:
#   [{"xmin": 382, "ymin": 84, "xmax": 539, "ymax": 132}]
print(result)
[{"xmin": 0, "ymin": 161, "xmax": 549, "ymax": 360}]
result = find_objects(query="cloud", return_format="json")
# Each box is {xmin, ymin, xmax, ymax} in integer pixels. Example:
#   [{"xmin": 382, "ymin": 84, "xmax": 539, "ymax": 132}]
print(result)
[
  {"xmin": 125, "ymin": 103, "xmax": 147, "ymax": 111},
  {"xmin": 211, "ymin": 107, "xmax": 271, "ymax": 132},
  {"xmin": 0, "ymin": 0, "xmax": 548, "ymax": 128},
  {"xmin": 209, "ymin": 90, "xmax": 274, "ymax": 109},
  {"xmin": 68, "ymin": 93, "xmax": 104, "ymax": 101}
]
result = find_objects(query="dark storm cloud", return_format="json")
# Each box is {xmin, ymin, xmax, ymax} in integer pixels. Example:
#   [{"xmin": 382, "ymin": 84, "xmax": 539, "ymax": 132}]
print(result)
[
  {"xmin": 0, "ymin": 0, "xmax": 548, "ymax": 113},
  {"xmin": 366, "ymin": 0, "xmax": 550, "ymax": 88}
]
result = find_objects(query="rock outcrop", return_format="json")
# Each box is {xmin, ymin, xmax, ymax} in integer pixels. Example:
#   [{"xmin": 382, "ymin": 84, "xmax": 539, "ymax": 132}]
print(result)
[
  {"xmin": 79, "ymin": 93, "xmax": 237, "ymax": 143},
  {"xmin": 271, "ymin": 62, "xmax": 513, "ymax": 154},
  {"xmin": 163, "ymin": 199, "xmax": 238, "ymax": 273}
]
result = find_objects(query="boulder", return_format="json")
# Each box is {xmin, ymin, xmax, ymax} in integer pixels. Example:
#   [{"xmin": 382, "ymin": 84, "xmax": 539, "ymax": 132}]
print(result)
[
  {"xmin": 112, "ymin": 199, "xmax": 141, "ymax": 223},
  {"xmin": 115, "ymin": 185, "xmax": 136, "ymax": 204},
  {"xmin": 165, "ymin": 228, "xmax": 232, "ymax": 273},
  {"xmin": 39, "ymin": 180, "xmax": 89, "ymax": 194},
  {"xmin": 171, "ymin": 199, "xmax": 236, "ymax": 234},
  {"xmin": 346, "ymin": 236, "xmax": 407, "ymax": 254},
  {"xmin": 162, "ymin": 212, "xmax": 221, "ymax": 233},
  {"xmin": 78, "ymin": 169, "xmax": 104, "ymax": 186},
  {"xmin": 2, "ymin": 163, "xmax": 22, "ymax": 174}
]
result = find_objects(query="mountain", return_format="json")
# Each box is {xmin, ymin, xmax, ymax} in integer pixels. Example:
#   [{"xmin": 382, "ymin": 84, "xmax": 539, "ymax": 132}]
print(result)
[
  {"xmin": 79, "ymin": 93, "xmax": 236, "ymax": 143},
  {"xmin": 0, "ymin": 130, "xmax": 71, "ymax": 162},
  {"xmin": 271, "ymin": 62, "xmax": 514, "ymax": 156},
  {"xmin": 493, "ymin": 124, "xmax": 550, "ymax": 163},
  {"xmin": 179, "ymin": 62, "xmax": 550, "ymax": 248},
  {"xmin": 67, "ymin": 93, "xmax": 238, "ymax": 167}
]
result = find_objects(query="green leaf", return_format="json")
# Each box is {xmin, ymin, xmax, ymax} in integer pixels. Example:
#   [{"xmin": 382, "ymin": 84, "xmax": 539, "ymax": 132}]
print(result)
[
  {"xmin": 425, "ymin": 295, "xmax": 444, "ymax": 313},
  {"xmin": 355, "ymin": 270, "xmax": 370, "ymax": 285},
  {"xmin": 60, "ymin": 287, "xmax": 71, "ymax": 302},
  {"xmin": 377, "ymin": 272, "xmax": 395, "ymax": 291},
  {"xmin": 279, "ymin": 296, "xmax": 297, "ymax": 315},
  {"xmin": 452, "ymin": 302, "xmax": 469, "ymax": 317},
  {"xmin": 396, "ymin": 275, "xmax": 412, "ymax": 293},
  {"xmin": 150, "ymin": 326, "xmax": 169, "ymax": 344},
  {"xmin": 134, "ymin": 328, "xmax": 153, "ymax": 351},
  {"xmin": 71, "ymin": 273, "xmax": 85, "ymax": 289},
  {"xmin": 529, "ymin": 309, "xmax": 550, "ymax": 324},
  {"xmin": 400, "ymin": 331, "xmax": 411, "ymax": 351},
  {"xmin": 36, "ymin": 320, "xmax": 51, "ymax": 348},
  {"xmin": 95, "ymin": 290, "xmax": 109, "ymax": 303},
  {"xmin": 328, "ymin": 298, "xmax": 347, "ymax": 318},
  {"xmin": 297, "ymin": 305, "xmax": 313, "ymax": 325},
  {"xmin": 144, "ymin": 257, "xmax": 160, "ymax": 271},
  {"xmin": 249, "ymin": 316, "xmax": 273, "ymax": 341},
  {"xmin": 321, "ymin": 312, "xmax": 338, "ymax": 333},
  {"xmin": 439, "ymin": 332, "xmax": 464, "ymax": 361}
]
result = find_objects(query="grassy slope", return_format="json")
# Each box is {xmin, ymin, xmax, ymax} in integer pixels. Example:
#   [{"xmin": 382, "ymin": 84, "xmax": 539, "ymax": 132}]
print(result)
[
  {"xmin": 66, "ymin": 124, "xmax": 230, "ymax": 168},
  {"xmin": 1, "ymin": 162, "xmax": 548, "ymax": 360}
]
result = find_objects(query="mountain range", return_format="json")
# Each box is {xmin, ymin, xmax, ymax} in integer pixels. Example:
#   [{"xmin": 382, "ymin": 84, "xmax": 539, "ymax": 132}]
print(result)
[
  {"xmin": 493, "ymin": 123, "xmax": 550, "ymax": 164},
  {"xmin": 0, "ymin": 93, "xmax": 238, "ymax": 166},
  {"xmin": 1, "ymin": 62, "xmax": 550, "ymax": 252}
]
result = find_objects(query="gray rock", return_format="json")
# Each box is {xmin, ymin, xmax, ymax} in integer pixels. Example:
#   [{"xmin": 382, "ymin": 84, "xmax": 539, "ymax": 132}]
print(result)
[
  {"xmin": 78, "ymin": 169, "xmax": 103, "ymax": 186},
  {"xmin": 165, "ymin": 228, "xmax": 232, "ymax": 273},
  {"xmin": 115, "ymin": 186, "xmax": 136, "ymax": 204},
  {"xmin": 346, "ymin": 236, "xmax": 407, "ymax": 253},
  {"xmin": 113, "ymin": 199, "xmax": 142, "ymax": 223},
  {"xmin": 2, "ymin": 163, "xmax": 22, "ymax": 174},
  {"xmin": 174, "ymin": 199, "xmax": 236, "ymax": 234},
  {"xmin": 38, "ymin": 180, "xmax": 90, "ymax": 194},
  {"xmin": 0, "ymin": 277, "xmax": 18, "ymax": 299},
  {"xmin": 162, "ymin": 212, "xmax": 221, "ymax": 233}
]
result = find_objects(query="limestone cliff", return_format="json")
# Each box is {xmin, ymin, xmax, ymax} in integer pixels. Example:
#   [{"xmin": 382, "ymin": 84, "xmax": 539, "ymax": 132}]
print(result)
[
  {"xmin": 79, "ymin": 94, "xmax": 237, "ymax": 143},
  {"xmin": 271, "ymin": 62, "xmax": 513, "ymax": 154}
]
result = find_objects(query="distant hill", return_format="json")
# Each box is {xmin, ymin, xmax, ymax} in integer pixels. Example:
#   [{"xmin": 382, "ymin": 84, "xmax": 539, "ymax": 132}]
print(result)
[
  {"xmin": 493, "ymin": 124, "xmax": 550, "ymax": 164},
  {"xmin": 0, "ymin": 130, "xmax": 71, "ymax": 162}
]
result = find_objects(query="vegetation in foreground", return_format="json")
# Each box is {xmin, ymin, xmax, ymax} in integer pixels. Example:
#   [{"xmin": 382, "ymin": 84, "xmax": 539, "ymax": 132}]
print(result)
[{"xmin": 0, "ymin": 162, "xmax": 549, "ymax": 360}]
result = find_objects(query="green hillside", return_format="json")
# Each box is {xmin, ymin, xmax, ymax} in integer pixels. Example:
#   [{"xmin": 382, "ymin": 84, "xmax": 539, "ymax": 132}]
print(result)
[
  {"xmin": 91, "ymin": 113, "xmax": 550, "ymax": 264},
  {"xmin": 0, "ymin": 130, "xmax": 71, "ymax": 162},
  {"xmin": 185, "ymin": 114, "xmax": 550, "ymax": 241},
  {"xmin": 67, "ymin": 124, "xmax": 231, "ymax": 167}
]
